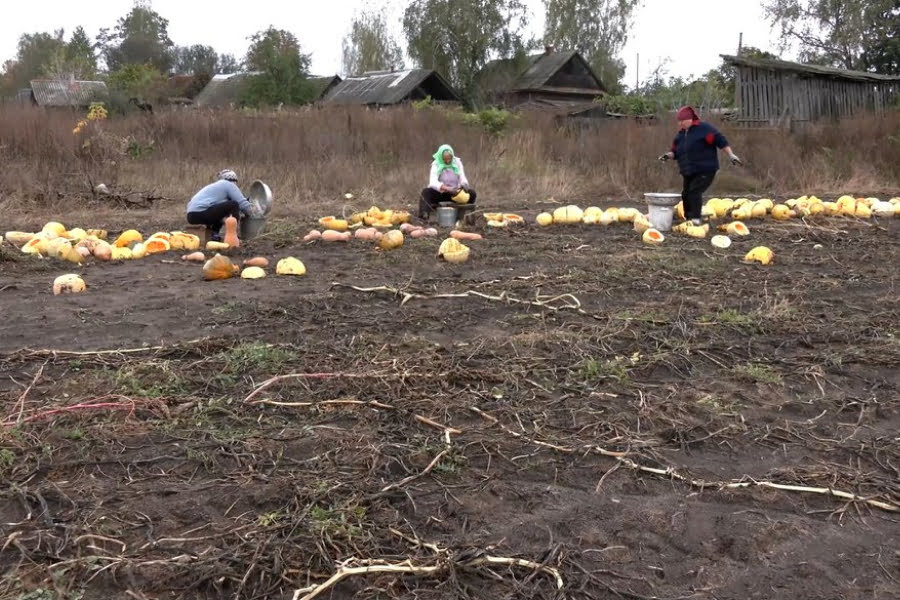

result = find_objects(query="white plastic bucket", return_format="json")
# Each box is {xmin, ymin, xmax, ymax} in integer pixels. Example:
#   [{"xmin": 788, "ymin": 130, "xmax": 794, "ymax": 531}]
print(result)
[{"xmin": 648, "ymin": 204, "xmax": 675, "ymax": 231}]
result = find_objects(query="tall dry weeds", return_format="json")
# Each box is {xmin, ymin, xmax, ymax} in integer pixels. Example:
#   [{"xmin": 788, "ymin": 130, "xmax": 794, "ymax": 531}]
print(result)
[{"xmin": 1, "ymin": 104, "xmax": 898, "ymax": 222}]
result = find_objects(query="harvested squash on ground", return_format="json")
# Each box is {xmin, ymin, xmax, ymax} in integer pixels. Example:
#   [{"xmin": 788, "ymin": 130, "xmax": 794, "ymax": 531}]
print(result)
[
  {"xmin": 169, "ymin": 232, "xmax": 201, "ymax": 251},
  {"xmin": 617, "ymin": 207, "xmax": 640, "ymax": 223},
  {"xmin": 52, "ymin": 274, "xmax": 86, "ymax": 296},
  {"xmin": 114, "ymin": 229, "xmax": 142, "ymax": 248},
  {"xmin": 243, "ymin": 256, "xmax": 269, "ymax": 267},
  {"xmin": 720, "ymin": 221, "xmax": 750, "ymax": 236},
  {"xmin": 486, "ymin": 219, "xmax": 508, "ymax": 228},
  {"xmin": 319, "ymin": 216, "xmax": 349, "ymax": 231},
  {"xmin": 438, "ymin": 237, "xmax": 470, "ymax": 264},
  {"xmin": 483, "ymin": 212, "xmax": 504, "ymax": 222},
  {"xmin": 182, "ymin": 252, "xmax": 206, "ymax": 262},
  {"xmin": 21, "ymin": 237, "xmax": 48, "ymax": 256},
  {"xmin": 502, "ymin": 213, "xmax": 524, "ymax": 224},
  {"xmin": 378, "ymin": 229, "xmax": 404, "ymax": 250},
  {"xmin": 66, "ymin": 228, "xmax": 87, "ymax": 242},
  {"xmin": 855, "ymin": 203, "xmax": 872, "ymax": 218},
  {"xmin": 451, "ymin": 189, "xmax": 470, "ymax": 204},
  {"xmin": 131, "ymin": 242, "xmax": 147, "ymax": 259},
  {"xmin": 303, "ymin": 230, "xmax": 322, "ymax": 242},
  {"xmin": 771, "ymin": 205, "xmax": 793, "ymax": 220},
  {"xmin": 450, "ymin": 230, "xmax": 482, "ymax": 241},
  {"xmin": 223, "ymin": 216, "xmax": 241, "ymax": 247},
  {"xmin": 276, "ymin": 257, "xmax": 306, "ymax": 276},
  {"xmin": 536, "ymin": 212, "xmax": 553, "ymax": 226},
  {"xmin": 241, "ymin": 266, "xmax": 266, "ymax": 279},
  {"xmin": 322, "ymin": 230, "xmax": 352, "ymax": 242},
  {"xmin": 354, "ymin": 227, "xmax": 381, "ymax": 241},
  {"xmin": 744, "ymin": 246, "xmax": 774, "ymax": 265},
  {"xmin": 390, "ymin": 211, "xmax": 411, "ymax": 225},
  {"xmin": 552, "ymin": 205, "xmax": 584, "ymax": 224},
  {"xmin": 642, "ymin": 228, "xmax": 664, "ymax": 245},
  {"xmin": 148, "ymin": 231, "xmax": 171, "ymax": 242},
  {"xmin": 711, "ymin": 235, "xmax": 732, "ymax": 249},
  {"xmin": 206, "ymin": 241, "xmax": 230, "ymax": 251},
  {"xmin": 5, "ymin": 231, "xmax": 35, "ymax": 246},
  {"xmin": 685, "ymin": 224, "xmax": 708, "ymax": 239},
  {"xmin": 45, "ymin": 238, "xmax": 71, "ymax": 259},
  {"xmin": 202, "ymin": 253, "xmax": 239, "ymax": 280},
  {"xmin": 42, "ymin": 221, "xmax": 67, "ymax": 238},
  {"xmin": 86, "ymin": 229, "xmax": 107, "ymax": 240},
  {"xmin": 144, "ymin": 238, "xmax": 171, "ymax": 254},
  {"xmin": 633, "ymin": 216, "xmax": 652, "ymax": 234},
  {"xmin": 92, "ymin": 243, "xmax": 112, "ymax": 261},
  {"xmin": 110, "ymin": 246, "xmax": 133, "ymax": 260}
]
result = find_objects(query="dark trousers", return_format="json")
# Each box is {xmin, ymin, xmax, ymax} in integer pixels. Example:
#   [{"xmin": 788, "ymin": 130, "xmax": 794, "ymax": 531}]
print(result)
[
  {"xmin": 187, "ymin": 200, "xmax": 240, "ymax": 232},
  {"xmin": 681, "ymin": 173, "xmax": 716, "ymax": 220},
  {"xmin": 419, "ymin": 187, "xmax": 477, "ymax": 219}
]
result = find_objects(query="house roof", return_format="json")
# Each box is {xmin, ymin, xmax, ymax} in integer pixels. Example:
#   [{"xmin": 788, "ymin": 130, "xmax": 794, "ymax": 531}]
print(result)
[
  {"xmin": 322, "ymin": 69, "xmax": 460, "ymax": 105},
  {"xmin": 28, "ymin": 79, "xmax": 108, "ymax": 107},
  {"xmin": 308, "ymin": 75, "xmax": 342, "ymax": 100},
  {"xmin": 478, "ymin": 50, "xmax": 607, "ymax": 95},
  {"xmin": 721, "ymin": 54, "xmax": 900, "ymax": 83},
  {"xmin": 193, "ymin": 72, "xmax": 260, "ymax": 107}
]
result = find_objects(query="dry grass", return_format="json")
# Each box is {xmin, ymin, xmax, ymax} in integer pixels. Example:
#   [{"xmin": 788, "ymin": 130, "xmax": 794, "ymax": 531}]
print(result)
[{"xmin": 1, "ymin": 103, "xmax": 898, "ymax": 223}]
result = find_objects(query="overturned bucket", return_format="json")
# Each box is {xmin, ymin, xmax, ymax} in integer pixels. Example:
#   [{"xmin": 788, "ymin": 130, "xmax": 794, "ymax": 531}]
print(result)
[{"xmin": 644, "ymin": 193, "xmax": 682, "ymax": 232}]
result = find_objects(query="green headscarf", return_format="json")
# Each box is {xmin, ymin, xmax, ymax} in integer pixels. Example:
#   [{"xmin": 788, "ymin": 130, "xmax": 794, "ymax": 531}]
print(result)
[{"xmin": 433, "ymin": 144, "xmax": 460, "ymax": 175}]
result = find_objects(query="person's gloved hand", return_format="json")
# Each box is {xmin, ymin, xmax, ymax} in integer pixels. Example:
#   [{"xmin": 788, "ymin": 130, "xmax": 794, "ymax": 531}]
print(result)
[
  {"xmin": 658, "ymin": 153, "xmax": 671, "ymax": 162},
  {"xmin": 729, "ymin": 153, "xmax": 743, "ymax": 166}
]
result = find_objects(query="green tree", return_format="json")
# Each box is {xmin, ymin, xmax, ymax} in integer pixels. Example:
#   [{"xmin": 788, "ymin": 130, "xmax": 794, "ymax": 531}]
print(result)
[
  {"xmin": 542, "ymin": 0, "xmax": 641, "ymax": 93},
  {"xmin": 46, "ymin": 26, "xmax": 98, "ymax": 80},
  {"xmin": 10, "ymin": 30, "xmax": 67, "ymax": 88},
  {"xmin": 174, "ymin": 44, "xmax": 218, "ymax": 76},
  {"xmin": 403, "ymin": 0, "xmax": 532, "ymax": 99},
  {"xmin": 763, "ymin": 0, "xmax": 900, "ymax": 72},
  {"xmin": 98, "ymin": 0, "xmax": 175, "ymax": 73},
  {"xmin": 240, "ymin": 27, "xmax": 314, "ymax": 108},
  {"xmin": 107, "ymin": 63, "xmax": 167, "ymax": 99},
  {"xmin": 217, "ymin": 53, "xmax": 240, "ymax": 74},
  {"xmin": 342, "ymin": 9, "xmax": 404, "ymax": 76}
]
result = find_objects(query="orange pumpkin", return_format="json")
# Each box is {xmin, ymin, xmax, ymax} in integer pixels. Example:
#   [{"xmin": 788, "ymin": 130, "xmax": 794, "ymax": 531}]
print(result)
[
  {"xmin": 202, "ymin": 253, "xmax": 239, "ymax": 281},
  {"xmin": 224, "ymin": 216, "xmax": 240, "ymax": 248}
]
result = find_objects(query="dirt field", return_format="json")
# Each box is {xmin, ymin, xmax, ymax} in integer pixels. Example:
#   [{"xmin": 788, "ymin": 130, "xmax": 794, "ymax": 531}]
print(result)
[{"xmin": 1, "ymin": 206, "xmax": 899, "ymax": 600}]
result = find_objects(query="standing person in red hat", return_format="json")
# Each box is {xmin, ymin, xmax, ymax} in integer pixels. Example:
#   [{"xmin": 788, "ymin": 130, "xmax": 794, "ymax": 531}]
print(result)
[{"xmin": 658, "ymin": 106, "xmax": 743, "ymax": 225}]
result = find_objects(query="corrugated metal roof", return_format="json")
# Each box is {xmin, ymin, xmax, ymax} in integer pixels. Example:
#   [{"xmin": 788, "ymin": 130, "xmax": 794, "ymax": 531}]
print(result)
[
  {"xmin": 322, "ymin": 69, "xmax": 460, "ymax": 105},
  {"xmin": 193, "ymin": 72, "xmax": 261, "ymax": 107},
  {"xmin": 29, "ymin": 79, "xmax": 108, "ymax": 107},
  {"xmin": 308, "ymin": 75, "xmax": 342, "ymax": 100},
  {"xmin": 721, "ymin": 54, "xmax": 900, "ymax": 83},
  {"xmin": 477, "ymin": 50, "xmax": 606, "ymax": 94}
]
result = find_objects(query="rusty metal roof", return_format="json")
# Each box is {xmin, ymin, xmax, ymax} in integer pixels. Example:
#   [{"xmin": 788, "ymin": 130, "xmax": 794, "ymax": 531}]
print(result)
[
  {"xmin": 322, "ymin": 69, "xmax": 460, "ymax": 105},
  {"xmin": 28, "ymin": 79, "xmax": 108, "ymax": 107}
]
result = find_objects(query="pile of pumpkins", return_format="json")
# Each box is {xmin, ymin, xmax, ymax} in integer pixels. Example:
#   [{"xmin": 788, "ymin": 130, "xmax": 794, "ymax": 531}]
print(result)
[
  {"xmin": 201, "ymin": 254, "xmax": 307, "ymax": 281},
  {"xmin": 687, "ymin": 195, "xmax": 899, "ymax": 222},
  {"xmin": 4, "ymin": 218, "xmax": 250, "ymax": 265}
]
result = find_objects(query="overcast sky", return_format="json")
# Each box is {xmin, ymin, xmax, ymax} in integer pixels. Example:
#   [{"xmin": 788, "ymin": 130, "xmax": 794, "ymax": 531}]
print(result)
[{"xmin": 1, "ymin": 0, "xmax": 787, "ymax": 87}]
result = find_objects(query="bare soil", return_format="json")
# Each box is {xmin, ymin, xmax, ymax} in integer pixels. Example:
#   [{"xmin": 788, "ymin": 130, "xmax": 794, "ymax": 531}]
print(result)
[{"xmin": 1, "ymin": 209, "xmax": 899, "ymax": 600}]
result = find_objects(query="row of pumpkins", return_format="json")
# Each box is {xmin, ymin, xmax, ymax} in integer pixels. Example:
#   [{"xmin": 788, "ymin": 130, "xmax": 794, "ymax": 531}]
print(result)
[
  {"xmin": 692, "ymin": 195, "xmax": 899, "ymax": 221},
  {"xmin": 4, "ymin": 221, "xmax": 243, "ymax": 263}
]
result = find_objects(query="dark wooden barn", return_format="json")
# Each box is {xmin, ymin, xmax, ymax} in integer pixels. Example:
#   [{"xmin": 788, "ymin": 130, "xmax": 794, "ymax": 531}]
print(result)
[
  {"xmin": 320, "ymin": 69, "xmax": 460, "ymax": 107},
  {"xmin": 722, "ymin": 54, "xmax": 900, "ymax": 127},
  {"xmin": 476, "ymin": 46, "xmax": 607, "ymax": 112}
]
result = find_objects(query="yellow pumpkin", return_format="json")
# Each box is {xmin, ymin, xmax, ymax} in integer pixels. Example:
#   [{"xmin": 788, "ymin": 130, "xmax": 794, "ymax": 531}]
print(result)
[
  {"xmin": 451, "ymin": 189, "xmax": 470, "ymax": 204},
  {"xmin": 114, "ymin": 229, "xmax": 142, "ymax": 248},
  {"xmin": 21, "ymin": 237, "xmax": 49, "ymax": 255},
  {"xmin": 487, "ymin": 219, "xmax": 508, "ymax": 228},
  {"xmin": 633, "ymin": 217, "xmax": 652, "ymax": 234},
  {"xmin": 642, "ymin": 228, "xmax": 664, "ymax": 245},
  {"xmin": 276, "ymin": 257, "xmax": 307, "ymax": 276},
  {"xmin": 390, "ymin": 211, "xmax": 411, "ymax": 225},
  {"xmin": 711, "ymin": 235, "xmax": 732, "ymax": 249},
  {"xmin": 206, "ymin": 241, "xmax": 230, "ymax": 251},
  {"xmin": 318, "ymin": 216, "xmax": 349, "ymax": 231},
  {"xmin": 378, "ymin": 230, "xmax": 404, "ymax": 250},
  {"xmin": 52, "ymin": 274, "xmax": 86, "ymax": 296},
  {"xmin": 771, "ymin": 205, "xmax": 792, "ymax": 221},
  {"xmin": 240, "ymin": 266, "xmax": 266, "ymax": 279},
  {"xmin": 66, "ymin": 227, "xmax": 87, "ymax": 242},
  {"xmin": 110, "ymin": 246, "xmax": 133, "ymax": 260},
  {"xmin": 536, "ymin": 212, "xmax": 553, "ymax": 226},
  {"xmin": 131, "ymin": 243, "xmax": 147, "ymax": 259},
  {"xmin": 202, "ymin": 253, "xmax": 239, "ymax": 280},
  {"xmin": 720, "ymin": 221, "xmax": 750, "ymax": 236},
  {"xmin": 85, "ymin": 229, "xmax": 108, "ymax": 240},
  {"xmin": 5, "ymin": 231, "xmax": 35, "ymax": 246},
  {"xmin": 42, "ymin": 221, "xmax": 67, "ymax": 238},
  {"xmin": 438, "ymin": 237, "xmax": 470, "ymax": 264},
  {"xmin": 744, "ymin": 246, "xmax": 774, "ymax": 265},
  {"xmin": 617, "ymin": 207, "xmax": 640, "ymax": 223},
  {"xmin": 552, "ymin": 205, "xmax": 584, "ymax": 224}
]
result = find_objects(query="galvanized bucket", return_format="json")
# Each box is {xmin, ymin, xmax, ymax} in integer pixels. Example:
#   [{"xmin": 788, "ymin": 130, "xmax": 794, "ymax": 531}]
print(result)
[
  {"xmin": 240, "ymin": 217, "xmax": 267, "ymax": 240},
  {"xmin": 436, "ymin": 204, "xmax": 458, "ymax": 227}
]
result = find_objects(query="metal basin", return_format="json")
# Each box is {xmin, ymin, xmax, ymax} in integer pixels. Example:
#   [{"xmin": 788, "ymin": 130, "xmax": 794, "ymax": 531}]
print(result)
[{"xmin": 248, "ymin": 180, "xmax": 273, "ymax": 217}]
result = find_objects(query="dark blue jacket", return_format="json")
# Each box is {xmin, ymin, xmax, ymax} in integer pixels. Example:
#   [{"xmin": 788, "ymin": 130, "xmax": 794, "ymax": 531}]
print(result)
[{"xmin": 671, "ymin": 121, "xmax": 729, "ymax": 176}]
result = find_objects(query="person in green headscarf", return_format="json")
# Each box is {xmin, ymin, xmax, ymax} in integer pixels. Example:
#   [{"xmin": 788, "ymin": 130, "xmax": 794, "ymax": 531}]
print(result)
[{"xmin": 419, "ymin": 143, "xmax": 477, "ymax": 220}]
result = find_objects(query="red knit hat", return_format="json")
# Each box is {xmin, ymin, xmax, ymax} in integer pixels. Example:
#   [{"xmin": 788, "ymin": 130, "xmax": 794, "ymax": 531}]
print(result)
[{"xmin": 676, "ymin": 106, "xmax": 698, "ymax": 121}]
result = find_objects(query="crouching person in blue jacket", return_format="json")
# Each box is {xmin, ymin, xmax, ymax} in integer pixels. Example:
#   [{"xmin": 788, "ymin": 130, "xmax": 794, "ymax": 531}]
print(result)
[
  {"xmin": 658, "ymin": 106, "xmax": 743, "ymax": 225},
  {"xmin": 186, "ymin": 169, "xmax": 252, "ymax": 241}
]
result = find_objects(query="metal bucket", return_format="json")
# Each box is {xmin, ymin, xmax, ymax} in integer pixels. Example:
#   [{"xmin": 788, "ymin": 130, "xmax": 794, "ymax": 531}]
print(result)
[
  {"xmin": 644, "ymin": 193, "xmax": 682, "ymax": 232},
  {"xmin": 240, "ymin": 217, "xmax": 267, "ymax": 240},
  {"xmin": 436, "ymin": 204, "xmax": 458, "ymax": 228},
  {"xmin": 248, "ymin": 180, "xmax": 273, "ymax": 218}
]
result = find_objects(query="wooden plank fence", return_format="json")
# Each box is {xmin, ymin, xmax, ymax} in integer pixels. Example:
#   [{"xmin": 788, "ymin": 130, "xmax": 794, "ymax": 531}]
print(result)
[{"xmin": 733, "ymin": 66, "xmax": 899, "ymax": 128}]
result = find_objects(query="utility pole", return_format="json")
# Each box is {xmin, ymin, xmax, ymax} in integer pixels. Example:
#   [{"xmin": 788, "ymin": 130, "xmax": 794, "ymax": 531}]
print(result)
[
  {"xmin": 738, "ymin": 32, "xmax": 743, "ymax": 55},
  {"xmin": 635, "ymin": 53, "xmax": 639, "ymax": 91}
]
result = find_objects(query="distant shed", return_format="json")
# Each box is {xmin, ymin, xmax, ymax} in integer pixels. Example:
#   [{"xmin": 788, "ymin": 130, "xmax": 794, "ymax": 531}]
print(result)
[
  {"xmin": 193, "ymin": 72, "xmax": 261, "ymax": 108},
  {"xmin": 722, "ymin": 54, "xmax": 900, "ymax": 127},
  {"xmin": 321, "ymin": 69, "xmax": 460, "ymax": 106},
  {"xmin": 21, "ymin": 79, "xmax": 108, "ymax": 108}
]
